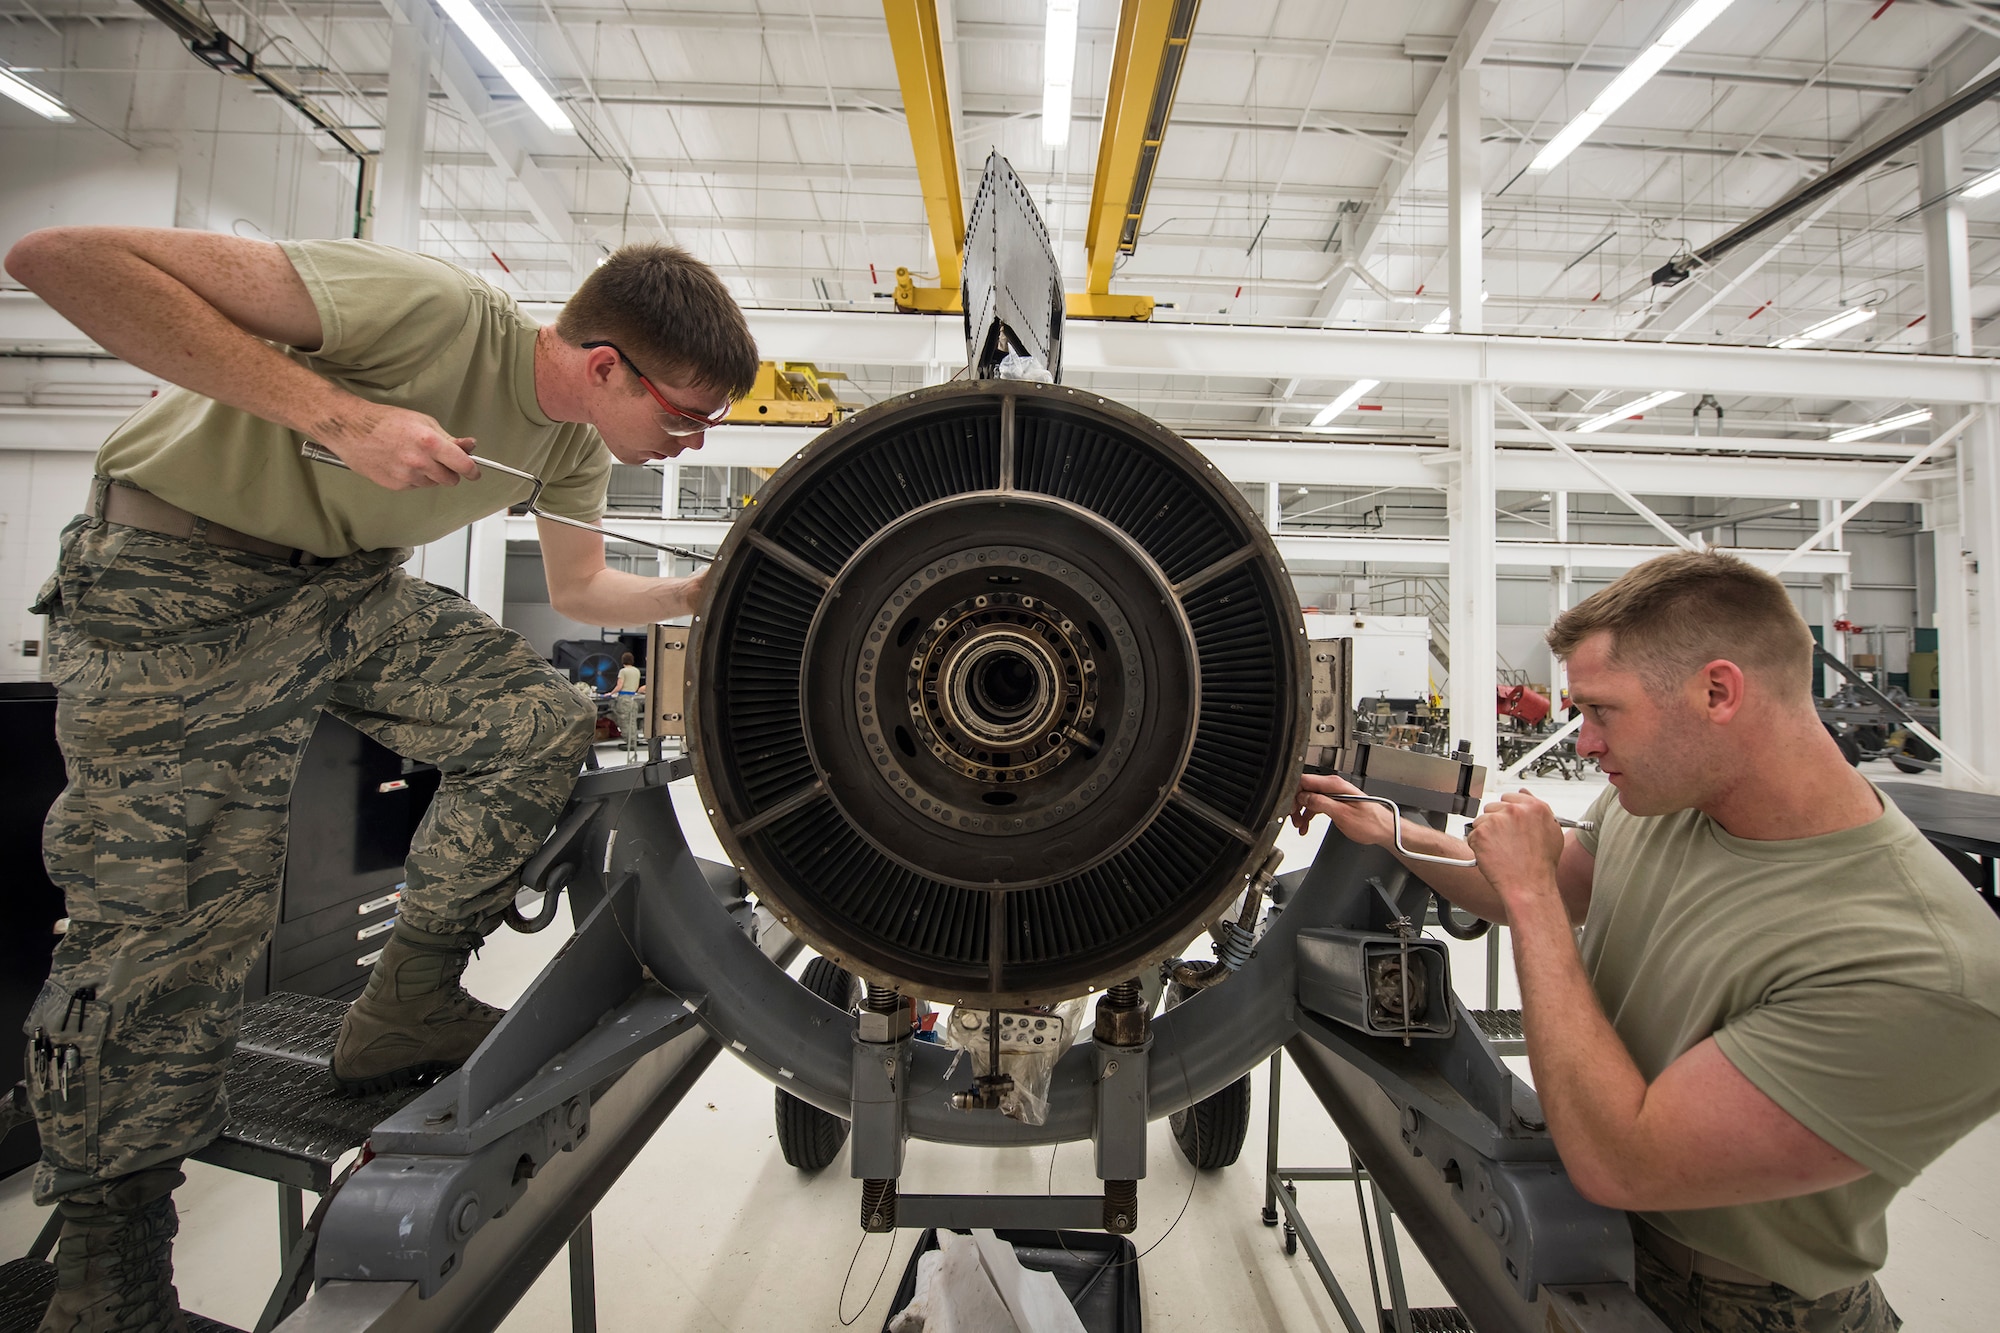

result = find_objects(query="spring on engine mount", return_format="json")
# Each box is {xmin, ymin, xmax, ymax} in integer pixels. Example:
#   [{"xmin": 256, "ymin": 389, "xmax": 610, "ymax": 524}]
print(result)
[
  {"xmin": 860, "ymin": 1177, "xmax": 897, "ymax": 1232},
  {"xmin": 1103, "ymin": 1179, "xmax": 1138, "ymax": 1234}
]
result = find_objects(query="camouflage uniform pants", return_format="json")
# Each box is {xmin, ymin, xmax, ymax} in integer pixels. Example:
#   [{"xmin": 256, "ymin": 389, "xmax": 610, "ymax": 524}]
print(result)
[
  {"xmin": 1636, "ymin": 1242, "xmax": 1902, "ymax": 1331},
  {"xmin": 23, "ymin": 515, "xmax": 594, "ymax": 1204}
]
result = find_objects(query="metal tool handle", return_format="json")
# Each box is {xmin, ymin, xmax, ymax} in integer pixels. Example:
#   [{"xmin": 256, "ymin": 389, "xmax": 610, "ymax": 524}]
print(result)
[
  {"xmin": 301, "ymin": 440, "xmax": 537, "ymax": 484},
  {"xmin": 528, "ymin": 508, "xmax": 715, "ymax": 565},
  {"xmin": 300, "ymin": 440, "xmax": 715, "ymax": 565},
  {"xmin": 1325, "ymin": 792, "xmax": 1479, "ymax": 867}
]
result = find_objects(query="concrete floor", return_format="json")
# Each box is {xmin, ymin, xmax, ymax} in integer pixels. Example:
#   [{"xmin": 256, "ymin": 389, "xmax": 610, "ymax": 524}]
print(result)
[{"xmin": 2, "ymin": 754, "xmax": 1994, "ymax": 1330}]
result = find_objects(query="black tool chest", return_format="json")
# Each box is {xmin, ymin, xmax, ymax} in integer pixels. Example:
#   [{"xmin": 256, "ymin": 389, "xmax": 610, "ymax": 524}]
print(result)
[{"xmin": 247, "ymin": 714, "xmax": 441, "ymax": 1003}]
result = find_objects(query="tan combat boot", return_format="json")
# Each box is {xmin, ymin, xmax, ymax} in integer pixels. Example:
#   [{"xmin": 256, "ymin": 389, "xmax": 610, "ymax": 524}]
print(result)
[
  {"xmin": 329, "ymin": 922, "xmax": 504, "ymax": 1095},
  {"xmin": 38, "ymin": 1165, "xmax": 189, "ymax": 1333}
]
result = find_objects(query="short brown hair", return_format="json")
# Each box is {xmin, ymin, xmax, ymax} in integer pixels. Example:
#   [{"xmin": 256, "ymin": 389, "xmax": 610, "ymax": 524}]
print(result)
[
  {"xmin": 556, "ymin": 244, "xmax": 759, "ymax": 399},
  {"xmin": 1547, "ymin": 550, "xmax": 1814, "ymax": 700}
]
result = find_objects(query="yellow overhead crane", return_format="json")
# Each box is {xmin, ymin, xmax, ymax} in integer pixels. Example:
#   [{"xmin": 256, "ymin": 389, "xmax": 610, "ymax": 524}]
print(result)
[
  {"xmin": 882, "ymin": 0, "xmax": 1198, "ymax": 322},
  {"xmin": 882, "ymin": 0, "xmax": 964, "ymax": 312},
  {"xmin": 725, "ymin": 362, "xmax": 850, "ymax": 426}
]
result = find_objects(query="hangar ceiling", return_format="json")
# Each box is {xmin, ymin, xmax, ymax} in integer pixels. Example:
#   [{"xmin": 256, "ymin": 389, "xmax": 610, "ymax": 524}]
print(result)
[{"xmin": 4, "ymin": 0, "xmax": 1998, "ymax": 440}]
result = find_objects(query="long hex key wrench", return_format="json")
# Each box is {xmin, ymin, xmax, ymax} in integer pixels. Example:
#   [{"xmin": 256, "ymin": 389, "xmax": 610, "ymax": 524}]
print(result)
[
  {"xmin": 301, "ymin": 442, "xmax": 714, "ymax": 564},
  {"xmin": 1322, "ymin": 792, "xmax": 1594, "ymax": 867},
  {"xmin": 1323, "ymin": 792, "xmax": 1480, "ymax": 867}
]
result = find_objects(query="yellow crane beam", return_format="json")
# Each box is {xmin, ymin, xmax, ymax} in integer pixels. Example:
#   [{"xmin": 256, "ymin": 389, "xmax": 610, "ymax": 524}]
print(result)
[
  {"xmin": 883, "ymin": 0, "xmax": 964, "ymax": 307},
  {"xmin": 1080, "ymin": 0, "xmax": 1200, "ymax": 320}
]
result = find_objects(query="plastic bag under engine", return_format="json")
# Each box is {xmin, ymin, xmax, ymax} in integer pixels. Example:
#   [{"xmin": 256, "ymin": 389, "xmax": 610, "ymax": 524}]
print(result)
[{"xmin": 942, "ymin": 998, "xmax": 1087, "ymax": 1126}]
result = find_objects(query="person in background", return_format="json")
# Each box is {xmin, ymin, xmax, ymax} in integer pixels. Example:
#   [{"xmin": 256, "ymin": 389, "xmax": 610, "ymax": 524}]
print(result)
[{"xmin": 612, "ymin": 651, "xmax": 644, "ymax": 758}]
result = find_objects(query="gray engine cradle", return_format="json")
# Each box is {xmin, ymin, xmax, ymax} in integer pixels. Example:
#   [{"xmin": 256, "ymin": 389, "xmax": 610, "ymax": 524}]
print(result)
[{"xmin": 307, "ymin": 755, "xmax": 1661, "ymax": 1328}]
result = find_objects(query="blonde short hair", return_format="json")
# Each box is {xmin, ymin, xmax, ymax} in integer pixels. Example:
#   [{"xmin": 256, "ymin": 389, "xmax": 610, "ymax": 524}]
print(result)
[{"xmin": 1547, "ymin": 550, "xmax": 1814, "ymax": 700}]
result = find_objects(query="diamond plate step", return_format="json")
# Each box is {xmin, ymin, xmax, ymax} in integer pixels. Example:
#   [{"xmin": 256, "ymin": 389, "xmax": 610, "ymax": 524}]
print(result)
[{"xmin": 0, "ymin": 1259, "xmax": 244, "ymax": 1333}]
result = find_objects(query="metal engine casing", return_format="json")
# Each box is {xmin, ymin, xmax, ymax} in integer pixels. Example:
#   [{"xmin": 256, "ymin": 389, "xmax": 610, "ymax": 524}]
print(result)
[{"xmin": 689, "ymin": 380, "xmax": 1309, "ymax": 1007}]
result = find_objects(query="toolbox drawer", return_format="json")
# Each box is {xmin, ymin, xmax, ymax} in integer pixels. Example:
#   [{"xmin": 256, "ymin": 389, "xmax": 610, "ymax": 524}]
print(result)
[
  {"xmin": 270, "ymin": 890, "xmax": 400, "ymax": 980},
  {"xmin": 274, "ymin": 943, "xmax": 385, "ymax": 1004},
  {"xmin": 248, "ymin": 714, "xmax": 435, "ymax": 1003},
  {"xmin": 282, "ymin": 715, "xmax": 438, "ymax": 921}
]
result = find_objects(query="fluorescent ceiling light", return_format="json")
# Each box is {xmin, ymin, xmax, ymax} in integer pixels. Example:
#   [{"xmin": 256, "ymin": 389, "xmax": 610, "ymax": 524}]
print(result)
[
  {"xmin": 1773, "ymin": 306, "xmax": 1874, "ymax": 349},
  {"xmin": 1575, "ymin": 390, "xmax": 1683, "ymax": 434},
  {"xmin": 0, "ymin": 67, "xmax": 72, "ymax": 121},
  {"xmin": 1827, "ymin": 408, "xmax": 1932, "ymax": 444},
  {"xmin": 1530, "ymin": 0, "xmax": 1737, "ymax": 173},
  {"xmin": 434, "ymin": 0, "xmax": 573, "ymax": 133},
  {"xmin": 1963, "ymin": 167, "xmax": 2000, "ymax": 200},
  {"xmin": 1042, "ymin": 0, "xmax": 1079, "ymax": 148},
  {"xmin": 1310, "ymin": 379, "xmax": 1380, "ymax": 428}
]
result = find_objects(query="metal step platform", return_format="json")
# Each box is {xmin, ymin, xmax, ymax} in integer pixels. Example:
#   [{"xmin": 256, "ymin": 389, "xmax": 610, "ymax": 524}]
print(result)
[
  {"xmin": 5, "ymin": 992, "xmax": 421, "ymax": 1333},
  {"xmin": 1384, "ymin": 1309, "xmax": 1474, "ymax": 1332},
  {"xmin": 193, "ymin": 993, "xmax": 421, "ymax": 1193},
  {"xmin": 1472, "ymin": 1008, "xmax": 1525, "ymax": 1055}
]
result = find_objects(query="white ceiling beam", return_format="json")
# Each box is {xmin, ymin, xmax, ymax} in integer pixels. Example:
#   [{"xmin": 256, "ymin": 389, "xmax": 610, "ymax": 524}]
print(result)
[
  {"xmin": 492, "ymin": 510, "xmax": 1850, "ymax": 576},
  {"xmin": 1271, "ymin": 535, "xmax": 1851, "ymax": 575},
  {"xmin": 1402, "ymin": 35, "xmax": 1916, "ymax": 95},
  {"xmin": 541, "ymin": 424, "xmax": 1932, "ymax": 507},
  {"xmin": 0, "ymin": 407, "xmax": 131, "ymax": 451},
  {"xmin": 0, "ymin": 399, "xmax": 1926, "ymax": 509},
  {"xmin": 1307, "ymin": 0, "xmax": 1525, "ymax": 328},
  {"xmin": 379, "ymin": 0, "xmax": 576, "ymax": 251},
  {"xmin": 13, "ymin": 295, "xmax": 1996, "ymax": 404},
  {"xmin": 708, "ymin": 311, "xmax": 2000, "ymax": 404}
]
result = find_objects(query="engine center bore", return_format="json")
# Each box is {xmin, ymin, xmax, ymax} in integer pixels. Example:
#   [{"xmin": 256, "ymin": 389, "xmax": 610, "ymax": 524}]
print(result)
[
  {"xmin": 691, "ymin": 380, "xmax": 1309, "ymax": 1006},
  {"xmin": 920, "ymin": 596, "xmax": 1087, "ymax": 777}
]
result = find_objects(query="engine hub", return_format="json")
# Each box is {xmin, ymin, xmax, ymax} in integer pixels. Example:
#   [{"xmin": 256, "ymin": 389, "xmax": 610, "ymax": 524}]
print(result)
[{"xmin": 690, "ymin": 381, "xmax": 1308, "ymax": 1006}]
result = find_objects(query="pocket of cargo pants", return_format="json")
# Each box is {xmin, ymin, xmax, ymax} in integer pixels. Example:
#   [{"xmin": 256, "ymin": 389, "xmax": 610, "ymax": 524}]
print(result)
[{"xmin": 55, "ymin": 693, "xmax": 190, "ymax": 920}]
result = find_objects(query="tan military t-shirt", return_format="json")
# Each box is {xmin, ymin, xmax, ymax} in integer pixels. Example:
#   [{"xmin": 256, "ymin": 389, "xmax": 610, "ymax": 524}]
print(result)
[
  {"xmin": 1575, "ymin": 782, "xmax": 2000, "ymax": 1297},
  {"xmin": 94, "ymin": 239, "xmax": 609, "ymax": 558}
]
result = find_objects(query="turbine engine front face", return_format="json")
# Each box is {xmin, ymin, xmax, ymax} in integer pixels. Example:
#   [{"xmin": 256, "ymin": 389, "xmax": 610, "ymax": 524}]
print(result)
[{"xmin": 691, "ymin": 381, "xmax": 1307, "ymax": 1007}]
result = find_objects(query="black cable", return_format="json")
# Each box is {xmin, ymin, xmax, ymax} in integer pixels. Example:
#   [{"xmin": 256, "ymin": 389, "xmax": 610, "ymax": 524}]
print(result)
[
  {"xmin": 1044, "ymin": 1036, "xmax": 1205, "ymax": 1287},
  {"xmin": 837, "ymin": 1229, "xmax": 899, "ymax": 1326}
]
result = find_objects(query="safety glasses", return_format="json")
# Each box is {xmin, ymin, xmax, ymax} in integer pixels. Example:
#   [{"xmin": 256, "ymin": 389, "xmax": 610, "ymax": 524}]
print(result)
[
  {"xmin": 579, "ymin": 341, "xmax": 732, "ymax": 436},
  {"xmin": 300, "ymin": 442, "xmax": 714, "ymax": 564}
]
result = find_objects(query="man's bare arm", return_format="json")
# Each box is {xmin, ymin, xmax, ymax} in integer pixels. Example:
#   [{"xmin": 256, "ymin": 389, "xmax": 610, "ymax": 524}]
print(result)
[
  {"xmin": 538, "ymin": 518, "xmax": 705, "ymax": 626},
  {"xmin": 1470, "ymin": 794, "xmax": 1868, "ymax": 1211},
  {"xmin": 4, "ymin": 227, "xmax": 476, "ymax": 489},
  {"xmin": 1294, "ymin": 773, "xmax": 1595, "ymax": 926}
]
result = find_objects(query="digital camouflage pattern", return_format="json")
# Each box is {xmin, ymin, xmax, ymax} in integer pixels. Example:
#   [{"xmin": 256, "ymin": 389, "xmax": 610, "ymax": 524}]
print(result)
[
  {"xmin": 24, "ymin": 514, "xmax": 593, "ymax": 1203},
  {"xmin": 1636, "ymin": 1241, "xmax": 1902, "ymax": 1332}
]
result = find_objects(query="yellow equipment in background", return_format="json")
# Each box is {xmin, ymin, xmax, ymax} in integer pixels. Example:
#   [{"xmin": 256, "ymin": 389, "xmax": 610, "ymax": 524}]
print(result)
[{"xmin": 725, "ymin": 362, "xmax": 850, "ymax": 427}]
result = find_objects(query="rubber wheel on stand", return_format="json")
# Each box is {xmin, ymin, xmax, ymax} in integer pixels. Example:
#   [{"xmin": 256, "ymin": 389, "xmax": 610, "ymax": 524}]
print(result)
[
  {"xmin": 1170, "ymin": 1073, "xmax": 1252, "ymax": 1169},
  {"xmin": 1164, "ymin": 978, "xmax": 1252, "ymax": 1168},
  {"xmin": 1892, "ymin": 731, "xmax": 1937, "ymax": 774},
  {"xmin": 775, "ymin": 956, "xmax": 857, "ymax": 1170}
]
